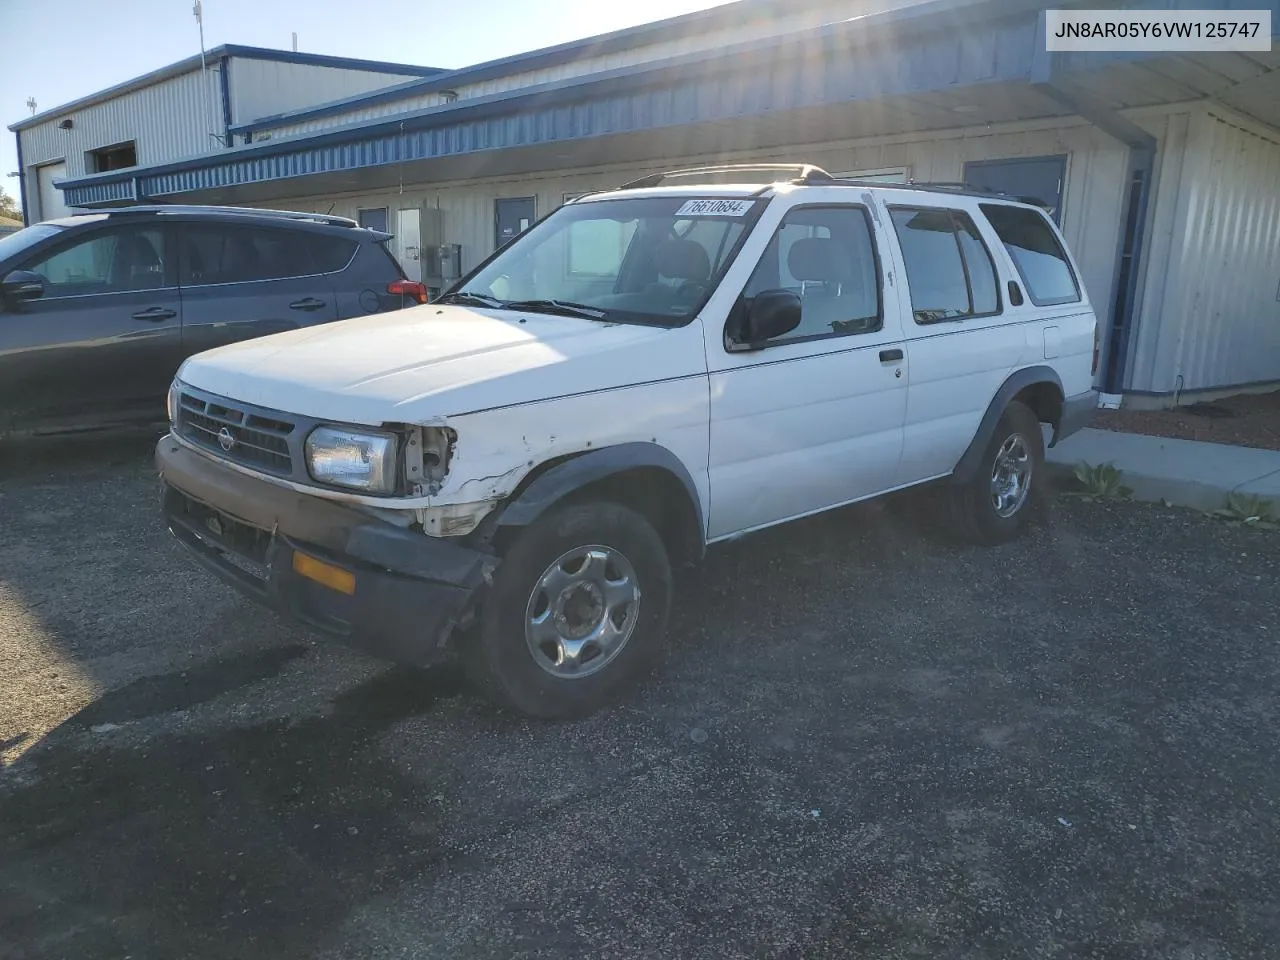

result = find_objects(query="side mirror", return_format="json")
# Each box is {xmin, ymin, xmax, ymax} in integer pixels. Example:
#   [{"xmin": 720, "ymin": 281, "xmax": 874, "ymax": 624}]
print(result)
[
  {"xmin": 2, "ymin": 270, "xmax": 45, "ymax": 303},
  {"xmin": 740, "ymin": 289, "xmax": 802, "ymax": 345}
]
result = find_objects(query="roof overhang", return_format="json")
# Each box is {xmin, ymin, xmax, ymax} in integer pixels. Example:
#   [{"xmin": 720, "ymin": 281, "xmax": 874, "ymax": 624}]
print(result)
[{"xmin": 51, "ymin": 0, "xmax": 1280, "ymax": 207}]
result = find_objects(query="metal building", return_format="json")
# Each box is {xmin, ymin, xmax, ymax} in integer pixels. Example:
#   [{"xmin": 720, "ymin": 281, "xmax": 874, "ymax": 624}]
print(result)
[{"xmin": 8, "ymin": 0, "xmax": 1280, "ymax": 405}]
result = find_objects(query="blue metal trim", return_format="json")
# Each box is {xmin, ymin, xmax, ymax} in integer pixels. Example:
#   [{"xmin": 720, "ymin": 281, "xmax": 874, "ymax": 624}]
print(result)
[
  {"xmin": 219, "ymin": 56, "xmax": 234, "ymax": 149},
  {"xmin": 62, "ymin": 7, "xmax": 1041, "ymax": 201},
  {"xmin": 230, "ymin": 0, "xmax": 1026, "ymax": 134},
  {"xmin": 14, "ymin": 132, "xmax": 28, "ymax": 224},
  {"xmin": 9, "ymin": 44, "xmax": 440, "ymax": 133}
]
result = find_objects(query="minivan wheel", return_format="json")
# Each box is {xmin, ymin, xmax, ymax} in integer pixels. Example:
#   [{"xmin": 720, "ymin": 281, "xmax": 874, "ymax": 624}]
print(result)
[
  {"xmin": 467, "ymin": 502, "xmax": 672, "ymax": 719},
  {"xmin": 942, "ymin": 401, "xmax": 1045, "ymax": 545}
]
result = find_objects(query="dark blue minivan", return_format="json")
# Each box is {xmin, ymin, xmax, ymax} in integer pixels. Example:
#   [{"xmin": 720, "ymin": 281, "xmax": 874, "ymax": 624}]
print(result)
[{"xmin": 0, "ymin": 205, "xmax": 425, "ymax": 439}]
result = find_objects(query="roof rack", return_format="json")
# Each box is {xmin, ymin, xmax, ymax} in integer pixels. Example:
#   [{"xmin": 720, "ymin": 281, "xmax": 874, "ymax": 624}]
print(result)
[
  {"xmin": 86, "ymin": 204, "xmax": 360, "ymax": 228},
  {"xmin": 619, "ymin": 163, "xmax": 835, "ymax": 190}
]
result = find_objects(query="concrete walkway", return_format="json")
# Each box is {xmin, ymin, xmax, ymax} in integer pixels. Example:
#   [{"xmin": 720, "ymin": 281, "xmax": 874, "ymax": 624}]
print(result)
[{"xmin": 1045, "ymin": 428, "xmax": 1280, "ymax": 512}]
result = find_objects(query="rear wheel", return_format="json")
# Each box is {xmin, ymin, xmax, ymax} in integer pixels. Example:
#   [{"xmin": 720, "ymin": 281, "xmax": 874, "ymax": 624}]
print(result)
[
  {"xmin": 939, "ymin": 401, "xmax": 1045, "ymax": 544},
  {"xmin": 465, "ymin": 501, "xmax": 672, "ymax": 719}
]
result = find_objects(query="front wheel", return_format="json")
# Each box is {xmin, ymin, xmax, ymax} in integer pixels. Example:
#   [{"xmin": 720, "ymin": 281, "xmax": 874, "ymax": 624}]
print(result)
[
  {"xmin": 940, "ymin": 400, "xmax": 1045, "ymax": 545},
  {"xmin": 466, "ymin": 502, "xmax": 673, "ymax": 719}
]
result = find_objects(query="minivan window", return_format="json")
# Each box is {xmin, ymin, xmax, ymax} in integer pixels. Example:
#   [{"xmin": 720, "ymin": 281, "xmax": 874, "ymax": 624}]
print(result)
[
  {"xmin": 740, "ymin": 205, "xmax": 881, "ymax": 342},
  {"xmin": 890, "ymin": 207, "xmax": 1000, "ymax": 323},
  {"xmin": 980, "ymin": 204, "xmax": 1081, "ymax": 306},
  {"xmin": 24, "ymin": 226, "xmax": 166, "ymax": 297},
  {"xmin": 180, "ymin": 225, "xmax": 314, "ymax": 286}
]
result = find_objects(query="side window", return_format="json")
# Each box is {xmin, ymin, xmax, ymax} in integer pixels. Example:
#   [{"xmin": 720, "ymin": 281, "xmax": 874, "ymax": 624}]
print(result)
[
  {"xmin": 889, "ymin": 207, "xmax": 1000, "ymax": 323},
  {"xmin": 739, "ymin": 205, "xmax": 881, "ymax": 343},
  {"xmin": 25, "ymin": 226, "xmax": 166, "ymax": 297},
  {"xmin": 309, "ymin": 235, "xmax": 358, "ymax": 273},
  {"xmin": 180, "ymin": 225, "xmax": 315, "ymax": 286},
  {"xmin": 980, "ymin": 204, "xmax": 1081, "ymax": 306}
]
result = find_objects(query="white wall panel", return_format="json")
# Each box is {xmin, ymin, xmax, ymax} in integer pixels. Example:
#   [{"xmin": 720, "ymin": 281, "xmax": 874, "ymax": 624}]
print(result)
[
  {"xmin": 227, "ymin": 58, "xmax": 419, "ymax": 126},
  {"xmin": 1129, "ymin": 106, "xmax": 1280, "ymax": 396},
  {"xmin": 19, "ymin": 67, "xmax": 224, "ymax": 178}
]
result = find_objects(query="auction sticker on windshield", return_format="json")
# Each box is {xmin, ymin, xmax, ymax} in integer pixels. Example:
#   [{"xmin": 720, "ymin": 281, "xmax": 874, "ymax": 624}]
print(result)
[{"xmin": 673, "ymin": 199, "xmax": 757, "ymax": 216}]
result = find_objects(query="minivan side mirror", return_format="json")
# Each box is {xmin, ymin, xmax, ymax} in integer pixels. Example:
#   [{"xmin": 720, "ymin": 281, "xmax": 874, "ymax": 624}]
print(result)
[
  {"xmin": 1, "ymin": 270, "xmax": 45, "ymax": 303},
  {"xmin": 738, "ymin": 289, "xmax": 802, "ymax": 346}
]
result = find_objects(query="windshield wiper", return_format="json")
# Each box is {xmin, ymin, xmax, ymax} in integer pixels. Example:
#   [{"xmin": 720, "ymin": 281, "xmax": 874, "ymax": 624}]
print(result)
[
  {"xmin": 434, "ymin": 290, "xmax": 505, "ymax": 309},
  {"xmin": 503, "ymin": 299, "xmax": 608, "ymax": 320}
]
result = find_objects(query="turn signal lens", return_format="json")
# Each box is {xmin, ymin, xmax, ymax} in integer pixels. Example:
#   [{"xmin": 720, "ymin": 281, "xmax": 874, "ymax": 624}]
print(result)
[{"xmin": 292, "ymin": 551, "xmax": 356, "ymax": 595}]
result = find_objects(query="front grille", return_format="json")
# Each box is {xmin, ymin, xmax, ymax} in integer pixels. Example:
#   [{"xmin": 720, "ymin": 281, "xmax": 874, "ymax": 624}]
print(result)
[{"xmin": 177, "ymin": 391, "xmax": 296, "ymax": 476}]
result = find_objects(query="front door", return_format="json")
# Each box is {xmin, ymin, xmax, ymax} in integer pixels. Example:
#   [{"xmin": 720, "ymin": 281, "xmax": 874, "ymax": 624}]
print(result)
[
  {"xmin": 964, "ymin": 155, "xmax": 1067, "ymax": 223},
  {"xmin": 495, "ymin": 197, "xmax": 536, "ymax": 250},
  {"xmin": 0, "ymin": 222, "xmax": 183, "ymax": 433},
  {"xmin": 705, "ymin": 197, "xmax": 908, "ymax": 539},
  {"xmin": 176, "ymin": 221, "xmax": 338, "ymax": 356}
]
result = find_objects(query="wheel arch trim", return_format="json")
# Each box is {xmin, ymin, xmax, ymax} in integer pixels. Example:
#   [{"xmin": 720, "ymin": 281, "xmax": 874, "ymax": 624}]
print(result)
[{"xmin": 951, "ymin": 366, "xmax": 1062, "ymax": 484}]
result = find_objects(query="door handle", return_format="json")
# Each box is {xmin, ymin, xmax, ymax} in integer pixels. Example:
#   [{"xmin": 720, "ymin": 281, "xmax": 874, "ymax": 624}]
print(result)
[
  {"xmin": 131, "ymin": 307, "xmax": 176, "ymax": 322},
  {"xmin": 879, "ymin": 348, "xmax": 904, "ymax": 363},
  {"xmin": 288, "ymin": 297, "xmax": 327, "ymax": 312}
]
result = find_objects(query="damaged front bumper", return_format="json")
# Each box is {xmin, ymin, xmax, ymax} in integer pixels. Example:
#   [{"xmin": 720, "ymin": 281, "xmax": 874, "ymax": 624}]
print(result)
[{"xmin": 157, "ymin": 434, "xmax": 496, "ymax": 665}]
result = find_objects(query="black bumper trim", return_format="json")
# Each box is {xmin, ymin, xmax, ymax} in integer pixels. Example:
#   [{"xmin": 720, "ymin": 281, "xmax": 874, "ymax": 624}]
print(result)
[
  {"xmin": 1053, "ymin": 390, "xmax": 1098, "ymax": 446},
  {"xmin": 158, "ymin": 435, "xmax": 495, "ymax": 665}
]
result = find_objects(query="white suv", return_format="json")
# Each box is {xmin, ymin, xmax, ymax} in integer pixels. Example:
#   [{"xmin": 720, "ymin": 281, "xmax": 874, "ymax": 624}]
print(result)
[{"xmin": 157, "ymin": 164, "xmax": 1097, "ymax": 718}]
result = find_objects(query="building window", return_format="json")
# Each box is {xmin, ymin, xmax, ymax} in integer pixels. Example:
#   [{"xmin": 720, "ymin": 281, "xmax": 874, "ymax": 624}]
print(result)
[
  {"xmin": 357, "ymin": 208, "xmax": 389, "ymax": 233},
  {"xmin": 86, "ymin": 141, "xmax": 137, "ymax": 174}
]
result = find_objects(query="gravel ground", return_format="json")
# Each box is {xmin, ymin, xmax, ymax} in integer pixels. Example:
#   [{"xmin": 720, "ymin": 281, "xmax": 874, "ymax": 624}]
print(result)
[
  {"xmin": 2, "ymin": 437, "xmax": 1278, "ymax": 959},
  {"xmin": 1093, "ymin": 390, "xmax": 1280, "ymax": 451}
]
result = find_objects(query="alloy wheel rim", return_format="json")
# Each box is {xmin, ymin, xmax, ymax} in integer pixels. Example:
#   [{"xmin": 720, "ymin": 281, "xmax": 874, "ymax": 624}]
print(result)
[
  {"xmin": 990, "ymin": 433, "xmax": 1033, "ymax": 518},
  {"xmin": 524, "ymin": 545, "xmax": 641, "ymax": 679}
]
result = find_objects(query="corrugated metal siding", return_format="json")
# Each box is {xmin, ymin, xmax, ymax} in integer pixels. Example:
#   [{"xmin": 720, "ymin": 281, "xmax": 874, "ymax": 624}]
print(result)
[
  {"xmin": 264, "ymin": 117, "xmax": 1127, "ymax": 304},
  {"xmin": 1129, "ymin": 107, "xmax": 1280, "ymax": 395},
  {"xmin": 18, "ymin": 68, "xmax": 224, "ymax": 178},
  {"xmin": 228, "ymin": 58, "xmax": 421, "ymax": 127},
  {"xmin": 248, "ymin": 0, "xmax": 906, "ymax": 140}
]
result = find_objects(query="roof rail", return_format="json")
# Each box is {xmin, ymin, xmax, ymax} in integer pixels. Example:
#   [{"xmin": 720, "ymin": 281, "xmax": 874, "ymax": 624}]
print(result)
[
  {"xmin": 88, "ymin": 204, "xmax": 360, "ymax": 228},
  {"xmin": 619, "ymin": 163, "xmax": 835, "ymax": 190}
]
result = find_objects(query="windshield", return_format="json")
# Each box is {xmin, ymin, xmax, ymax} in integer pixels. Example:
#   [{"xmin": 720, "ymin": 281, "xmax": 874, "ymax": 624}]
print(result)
[
  {"xmin": 0, "ymin": 223, "xmax": 64, "ymax": 263},
  {"xmin": 445, "ymin": 196, "xmax": 763, "ymax": 326}
]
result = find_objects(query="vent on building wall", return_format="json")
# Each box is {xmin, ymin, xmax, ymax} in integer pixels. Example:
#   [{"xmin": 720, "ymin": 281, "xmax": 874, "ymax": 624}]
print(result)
[{"xmin": 58, "ymin": 118, "xmax": 73, "ymax": 130}]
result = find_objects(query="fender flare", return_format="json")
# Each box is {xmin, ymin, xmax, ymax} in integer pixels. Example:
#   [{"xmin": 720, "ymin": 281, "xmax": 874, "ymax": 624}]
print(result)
[
  {"xmin": 951, "ymin": 366, "xmax": 1063, "ymax": 484},
  {"xmin": 490, "ymin": 441, "xmax": 707, "ymax": 542}
]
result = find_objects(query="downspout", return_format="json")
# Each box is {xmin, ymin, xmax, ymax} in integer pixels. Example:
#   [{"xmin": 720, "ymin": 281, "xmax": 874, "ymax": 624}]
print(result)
[
  {"xmin": 1030, "ymin": 11, "xmax": 1156, "ymax": 396},
  {"xmin": 219, "ymin": 55, "xmax": 234, "ymax": 148},
  {"xmin": 13, "ymin": 132, "xmax": 28, "ymax": 224}
]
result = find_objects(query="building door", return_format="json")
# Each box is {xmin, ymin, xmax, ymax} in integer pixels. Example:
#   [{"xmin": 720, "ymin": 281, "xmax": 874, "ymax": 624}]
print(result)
[
  {"xmin": 35, "ymin": 162, "xmax": 71, "ymax": 222},
  {"xmin": 394, "ymin": 207, "xmax": 422, "ymax": 282},
  {"xmin": 495, "ymin": 197, "xmax": 535, "ymax": 250},
  {"xmin": 963, "ymin": 155, "xmax": 1067, "ymax": 223}
]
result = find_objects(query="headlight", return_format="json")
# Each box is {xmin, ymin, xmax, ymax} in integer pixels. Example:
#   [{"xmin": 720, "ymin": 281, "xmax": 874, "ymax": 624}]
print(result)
[
  {"xmin": 305, "ymin": 426, "xmax": 399, "ymax": 493},
  {"xmin": 167, "ymin": 380, "xmax": 180, "ymax": 425}
]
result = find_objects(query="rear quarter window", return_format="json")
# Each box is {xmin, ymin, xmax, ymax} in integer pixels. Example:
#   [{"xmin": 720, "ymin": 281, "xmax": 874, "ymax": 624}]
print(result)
[
  {"xmin": 309, "ymin": 235, "xmax": 358, "ymax": 273},
  {"xmin": 980, "ymin": 204, "xmax": 1081, "ymax": 306}
]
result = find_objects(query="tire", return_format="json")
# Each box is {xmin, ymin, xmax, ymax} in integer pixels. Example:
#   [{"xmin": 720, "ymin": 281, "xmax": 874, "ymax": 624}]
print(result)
[
  {"xmin": 465, "ymin": 501, "xmax": 672, "ymax": 719},
  {"xmin": 938, "ymin": 400, "xmax": 1045, "ymax": 545}
]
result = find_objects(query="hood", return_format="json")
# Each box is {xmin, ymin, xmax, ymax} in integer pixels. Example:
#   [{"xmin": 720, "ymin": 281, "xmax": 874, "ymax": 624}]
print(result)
[{"xmin": 177, "ymin": 304, "xmax": 707, "ymax": 425}]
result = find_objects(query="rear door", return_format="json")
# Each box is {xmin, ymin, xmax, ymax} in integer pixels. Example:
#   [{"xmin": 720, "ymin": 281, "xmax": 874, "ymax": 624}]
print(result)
[
  {"xmin": 0, "ymin": 221, "xmax": 183, "ymax": 433},
  {"xmin": 176, "ymin": 221, "xmax": 338, "ymax": 356}
]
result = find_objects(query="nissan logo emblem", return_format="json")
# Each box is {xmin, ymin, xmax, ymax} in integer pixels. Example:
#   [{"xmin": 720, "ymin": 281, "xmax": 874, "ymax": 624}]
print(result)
[{"xmin": 217, "ymin": 426, "xmax": 237, "ymax": 452}]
